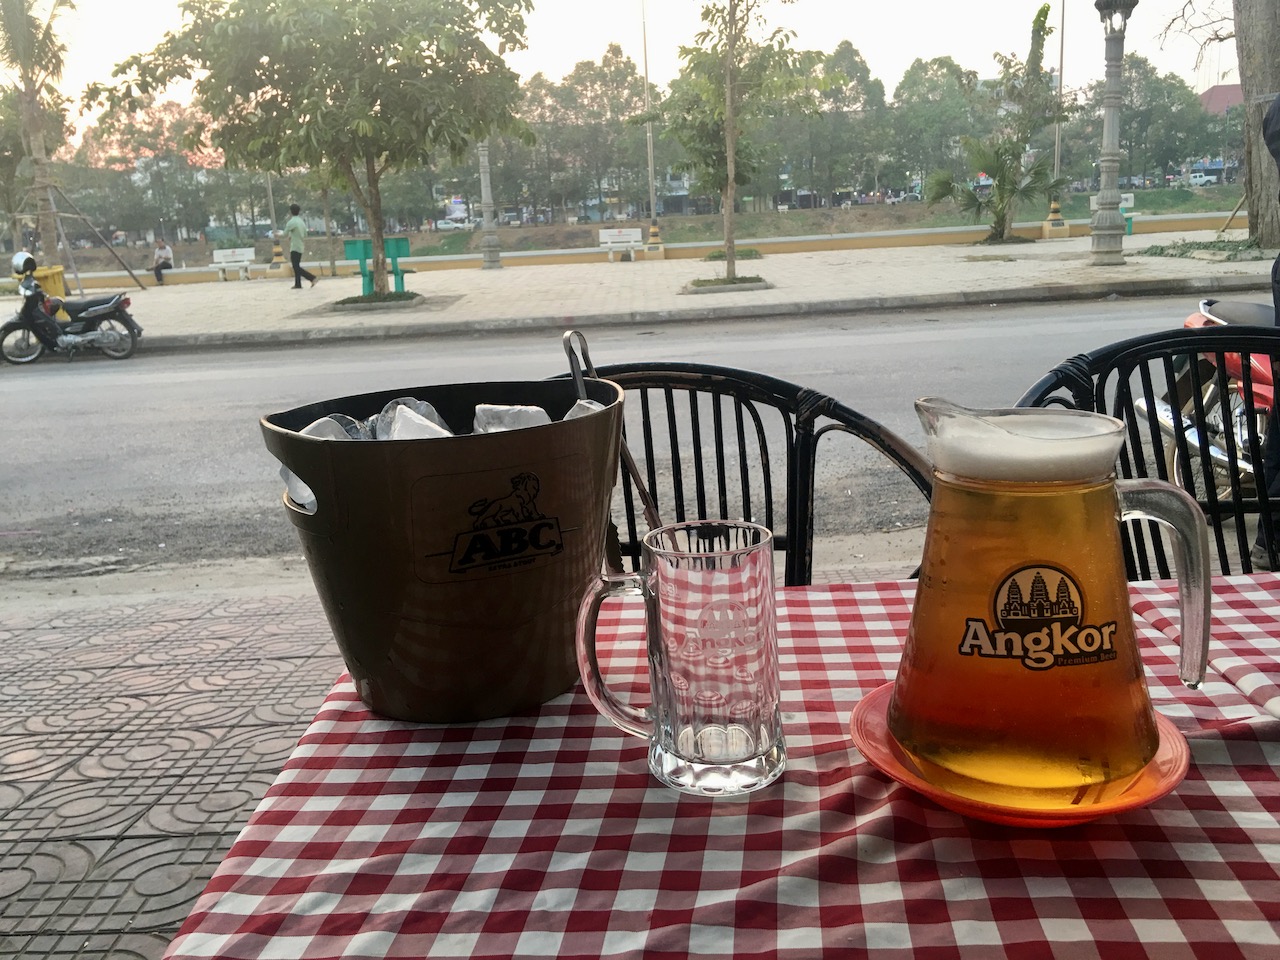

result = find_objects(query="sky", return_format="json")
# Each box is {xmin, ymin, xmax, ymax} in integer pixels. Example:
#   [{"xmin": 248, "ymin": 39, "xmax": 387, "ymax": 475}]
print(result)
[{"xmin": 48, "ymin": 0, "xmax": 1239, "ymax": 121}]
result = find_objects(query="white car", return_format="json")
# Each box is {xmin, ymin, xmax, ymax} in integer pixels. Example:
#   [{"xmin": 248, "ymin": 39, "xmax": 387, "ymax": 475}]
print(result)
[
  {"xmin": 886, "ymin": 192, "xmax": 921, "ymax": 205},
  {"xmin": 435, "ymin": 218, "xmax": 474, "ymax": 232}
]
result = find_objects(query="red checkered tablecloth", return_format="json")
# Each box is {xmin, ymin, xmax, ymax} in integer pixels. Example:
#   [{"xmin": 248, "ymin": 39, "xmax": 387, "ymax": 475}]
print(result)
[{"xmin": 165, "ymin": 580, "xmax": 1280, "ymax": 960}]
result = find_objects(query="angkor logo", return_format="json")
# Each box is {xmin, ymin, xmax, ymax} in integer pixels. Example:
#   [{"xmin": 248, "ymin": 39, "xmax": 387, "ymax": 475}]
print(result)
[
  {"xmin": 959, "ymin": 565, "xmax": 1118, "ymax": 670},
  {"xmin": 449, "ymin": 472, "xmax": 563, "ymax": 573}
]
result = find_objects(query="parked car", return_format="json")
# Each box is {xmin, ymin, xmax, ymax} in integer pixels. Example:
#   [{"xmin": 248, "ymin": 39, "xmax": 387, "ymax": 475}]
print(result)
[
  {"xmin": 435, "ymin": 218, "xmax": 474, "ymax": 232},
  {"xmin": 1189, "ymin": 172, "xmax": 1218, "ymax": 187},
  {"xmin": 886, "ymin": 192, "xmax": 921, "ymax": 205}
]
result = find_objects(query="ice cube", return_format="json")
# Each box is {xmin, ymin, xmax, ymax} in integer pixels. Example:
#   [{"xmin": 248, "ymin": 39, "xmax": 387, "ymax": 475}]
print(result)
[
  {"xmin": 563, "ymin": 399, "xmax": 606, "ymax": 421},
  {"xmin": 375, "ymin": 397, "xmax": 448, "ymax": 439},
  {"xmin": 299, "ymin": 416, "xmax": 356, "ymax": 441},
  {"xmin": 329, "ymin": 413, "xmax": 371, "ymax": 439},
  {"xmin": 473, "ymin": 404, "xmax": 552, "ymax": 434},
  {"xmin": 388, "ymin": 404, "xmax": 454, "ymax": 439}
]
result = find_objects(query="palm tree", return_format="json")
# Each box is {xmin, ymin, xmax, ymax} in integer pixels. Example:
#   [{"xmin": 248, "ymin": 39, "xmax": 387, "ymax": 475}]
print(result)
[
  {"xmin": 924, "ymin": 137, "xmax": 1067, "ymax": 242},
  {"xmin": 0, "ymin": 0, "xmax": 73, "ymax": 259}
]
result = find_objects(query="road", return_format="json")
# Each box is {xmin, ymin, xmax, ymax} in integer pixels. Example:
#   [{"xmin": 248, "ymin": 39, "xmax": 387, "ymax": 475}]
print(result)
[{"xmin": 0, "ymin": 296, "xmax": 1189, "ymax": 587}]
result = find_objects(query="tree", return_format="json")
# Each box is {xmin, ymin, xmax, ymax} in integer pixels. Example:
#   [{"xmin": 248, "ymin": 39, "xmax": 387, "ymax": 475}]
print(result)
[
  {"xmin": 0, "ymin": 0, "xmax": 73, "ymax": 260},
  {"xmin": 667, "ymin": 0, "xmax": 813, "ymax": 281},
  {"xmin": 89, "ymin": 0, "xmax": 530, "ymax": 294},
  {"xmin": 890, "ymin": 57, "xmax": 990, "ymax": 190},
  {"xmin": 1162, "ymin": 0, "xmax": 1280, "ymax": 244},
  {"xmin": 924, "ymin": 138, "xmax": 1066, "ymax": 241},
  {"xmin": 922, "ymin": 7, "xmax": 1066, "ymax": 241},
  {"xmin": 1233, "ymin": 0, "xmax": 1280, "ymax": 245}
]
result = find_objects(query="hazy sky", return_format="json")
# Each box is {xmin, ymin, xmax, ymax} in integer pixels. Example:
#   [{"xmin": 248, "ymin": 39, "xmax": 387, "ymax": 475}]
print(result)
[{"xmin": 52, "ymin": 0, "xmax": 1239, "ymax": 118}]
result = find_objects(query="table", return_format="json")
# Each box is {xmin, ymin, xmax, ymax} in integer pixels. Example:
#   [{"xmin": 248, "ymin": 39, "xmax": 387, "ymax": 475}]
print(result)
[{"xmin": 165, "ymin": 577, "xmax": 1280, "ymax": 959}]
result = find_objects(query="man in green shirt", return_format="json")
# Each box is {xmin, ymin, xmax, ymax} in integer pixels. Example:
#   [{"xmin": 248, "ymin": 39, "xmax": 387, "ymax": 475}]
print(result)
[{"xmin": 283, "ymin": 203, "xmax": 318, "ymax": 289}]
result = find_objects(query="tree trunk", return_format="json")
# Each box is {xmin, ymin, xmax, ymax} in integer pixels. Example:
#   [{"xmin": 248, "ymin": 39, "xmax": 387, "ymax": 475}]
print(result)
[
  {"xmin": 1234, "ymin": 0, "xmax": 1280, "ymax": 246},
  {"xmin": 722, "ymin": 0, "xmax": 739, "ymax": 282},
  {"xmin": 19, "ymin": 85, "xmax": 56, "ymax": 263},
  {"xmin": 366, "ymin": 154, "xmax": 388, "ymax": 295}
]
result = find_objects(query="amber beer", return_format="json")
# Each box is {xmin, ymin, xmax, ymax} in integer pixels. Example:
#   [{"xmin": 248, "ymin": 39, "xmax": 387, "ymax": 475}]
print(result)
[{"xmin": 888, "ymin": 473, "xmax": 1160, "ymax": 809}]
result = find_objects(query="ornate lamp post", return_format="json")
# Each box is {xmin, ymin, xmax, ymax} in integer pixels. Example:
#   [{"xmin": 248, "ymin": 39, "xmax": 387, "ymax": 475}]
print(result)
[
  {"xmin": 478, "ymin": 139, "xmax": 501, "ymax": 270},
  {"xmin": 1090, "ymin": 0, "xmax": 1138, "ymax": 266},
  {"xmin": 641, "ymin": 0, "xmax": 663, "ymax": 255}
]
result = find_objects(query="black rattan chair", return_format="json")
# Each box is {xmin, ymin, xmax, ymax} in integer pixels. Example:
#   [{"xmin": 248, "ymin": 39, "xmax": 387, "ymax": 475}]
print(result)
[
  {"xmin": 1018, "ymin": 325, "xmax": 1280, "ymax": 579},
  {"xmin": 556, "ymin": 362, "xmax": 933, "ymax": 586}
]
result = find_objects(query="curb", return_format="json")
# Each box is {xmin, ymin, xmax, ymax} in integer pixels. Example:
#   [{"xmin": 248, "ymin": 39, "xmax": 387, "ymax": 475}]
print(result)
[{"xmin": 138, "ymin": 272, "xmax": 1274, "ymax": 353}]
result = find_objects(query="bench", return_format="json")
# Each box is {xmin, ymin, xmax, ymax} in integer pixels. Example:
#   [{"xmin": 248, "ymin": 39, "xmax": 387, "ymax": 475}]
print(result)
[
  {"xmin": 599, "ymin": 228, "xmax": 643, "ymax": 262},
  {"xmin": 344, "ymin": 237, "xmax": 411, "ymax": 295},
  {"xmin": 210, "ymin": 247, "xmax": 257, "ymax": 281}
]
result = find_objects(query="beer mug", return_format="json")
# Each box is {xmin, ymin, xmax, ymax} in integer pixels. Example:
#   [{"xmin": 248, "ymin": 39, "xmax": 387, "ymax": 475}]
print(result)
[
  {"xmin": 576, "ymin": 520, "xmax": 786, "ymax": 796},
  {"xmin": 887, "ymin": 398, "xmax": 1210, "ymax": 809}
]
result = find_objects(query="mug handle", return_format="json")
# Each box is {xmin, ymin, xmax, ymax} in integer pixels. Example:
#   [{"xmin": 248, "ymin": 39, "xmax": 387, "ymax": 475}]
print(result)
[
  {"xmin": 575, "ymin": 573, "xmax": 654, "ymax": 739},
  {"xmin": 1118, "ymin": 478, "xmax": 1211, "ymax": 688}
]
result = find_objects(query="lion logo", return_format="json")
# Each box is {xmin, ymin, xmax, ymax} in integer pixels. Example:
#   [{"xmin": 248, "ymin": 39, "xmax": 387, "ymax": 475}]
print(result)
[{"xmin": 467, "ymin": 472, "xmax": 544, "ymax": 529}]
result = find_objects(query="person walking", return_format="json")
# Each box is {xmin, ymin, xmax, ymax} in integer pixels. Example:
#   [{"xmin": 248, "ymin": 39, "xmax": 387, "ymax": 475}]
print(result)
[
  {"xmin": 1251, "ymin": 92, "xmax": 1280, "ymax": 570},
  {"xmin": 152, "ymin": 238, "xmax": 173, "ymax": 285},
  {"xmin": 283, "ymin": 203, "xmax": 318, "ymax": 289}
]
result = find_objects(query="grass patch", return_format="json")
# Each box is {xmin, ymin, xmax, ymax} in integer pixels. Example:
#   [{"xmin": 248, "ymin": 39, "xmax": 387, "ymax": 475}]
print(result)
[
  {"xmin": 412, "ymin": 233, "xmax": 472, "ymax": 256},
  {"xmin": 1138, "ymin": 237, "xmax": 1263, "ymax": 260},
  {"xmin": 690, "ymin": 276, "xmax": 765, "ymax": 287},
  {"xmin": 704, "ymin": 247, "xmax": 762, "ymax": 261},
  {"xmin": 333, "ymin": 291, "xmax": 420, "ymax": 306}
]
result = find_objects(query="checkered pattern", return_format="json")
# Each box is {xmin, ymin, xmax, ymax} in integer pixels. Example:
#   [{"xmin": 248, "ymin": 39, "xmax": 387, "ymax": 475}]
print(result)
[{"xmin": 164, "ymin": 581, "xmax": 1280, "ymax": 960}]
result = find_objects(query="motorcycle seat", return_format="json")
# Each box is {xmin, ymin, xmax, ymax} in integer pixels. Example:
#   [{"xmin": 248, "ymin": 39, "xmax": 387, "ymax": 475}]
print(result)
[
  {"xmin": 61, "ymin": 295, "xmax": 120, "ymax": 313},
  {"xmin": 1200, "ymin": 299, "xmax": 1275, "ymax": 327}
]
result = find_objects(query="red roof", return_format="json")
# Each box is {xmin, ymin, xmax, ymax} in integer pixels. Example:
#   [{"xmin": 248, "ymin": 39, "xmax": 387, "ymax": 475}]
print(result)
[{"xmin": 1200, "ymin": 84, "xmax": 1243, "ymax": 114}]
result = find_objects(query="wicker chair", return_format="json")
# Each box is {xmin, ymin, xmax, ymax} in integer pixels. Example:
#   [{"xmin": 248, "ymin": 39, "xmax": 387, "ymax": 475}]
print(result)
[
  {"xmin": 1018, "ymin": 325, "xmax": 1280, "ymax": 579},
  {"xmin": 556, "ymin": 362, "xmax": 932, "ymax": 586}
]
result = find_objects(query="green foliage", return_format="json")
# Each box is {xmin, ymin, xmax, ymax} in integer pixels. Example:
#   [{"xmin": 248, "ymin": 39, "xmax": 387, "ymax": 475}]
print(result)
[
  {"xmin": 88, "ymin": 0, "xmax": 531, "ymax": 294},
  {"xmin": 1140, "ymin": 238, "xmax": 1263, "ymax": 260},
  {"xmin": 925, "ymin": 137, "xmax": 1067, "ymax": 241},
  {"xmin": 704, "ymin": 246, "xmax": 760, "ymax": 260}
]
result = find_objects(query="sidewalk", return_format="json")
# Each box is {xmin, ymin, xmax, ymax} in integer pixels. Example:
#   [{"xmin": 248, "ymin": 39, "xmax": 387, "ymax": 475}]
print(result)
[
  {"xmin": 0, "ymin": 225, "xmax": 1275, "ymax": 960},
  {"xmin": 87, "ymin": 226, "xmax": 1274, "ymax": 351}
]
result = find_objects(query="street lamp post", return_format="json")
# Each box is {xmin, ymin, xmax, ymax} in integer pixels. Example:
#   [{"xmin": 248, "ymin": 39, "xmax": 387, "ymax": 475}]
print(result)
[
  {"xmin": 478, "ymin": 139, "xmax": 501, "ymax": 270},
  {"xmin": 1090, "ymin": 0, "xmax": 1138, "ymax": 267},
  {"xmin": 641, "ymin": 0, "xmax": 663, "ymax": 255}
]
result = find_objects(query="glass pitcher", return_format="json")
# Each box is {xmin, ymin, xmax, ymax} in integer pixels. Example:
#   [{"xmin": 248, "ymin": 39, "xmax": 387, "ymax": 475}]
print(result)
[{"xmin": 888, "ymin": 398, "xmax": 1210, "ymax": 809}]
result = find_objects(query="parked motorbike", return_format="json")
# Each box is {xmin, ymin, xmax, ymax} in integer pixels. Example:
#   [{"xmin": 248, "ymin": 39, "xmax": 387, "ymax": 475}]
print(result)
[
  {"xmin": 1139, "ymin": 298, "xmax": 1274, "ymax": 500},
  {"xmin": 0, "ymin": 252, "xmax": 142, "ymax": 364}
]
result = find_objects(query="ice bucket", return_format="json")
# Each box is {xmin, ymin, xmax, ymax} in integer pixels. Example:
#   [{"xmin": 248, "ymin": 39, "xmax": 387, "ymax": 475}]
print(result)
[{"xmin": 261, "ymin": 378, "xmax": 624, "ymax": 722}]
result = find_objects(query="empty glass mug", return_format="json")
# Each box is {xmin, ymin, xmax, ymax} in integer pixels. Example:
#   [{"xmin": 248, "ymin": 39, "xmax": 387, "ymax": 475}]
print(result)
[{"xmin": 576, "ymin": 520, "xmax": 786, "ymax": 796}]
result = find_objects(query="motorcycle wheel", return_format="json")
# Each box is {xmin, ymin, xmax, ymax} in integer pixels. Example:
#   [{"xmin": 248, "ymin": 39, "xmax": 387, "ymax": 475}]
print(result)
[
  {"xmin": 95, "ymin": 317, "xmax": 137, "ymax": 360},
  {"xmin": 0, "ymin": 322, "xmax": 45, "ymax": 364},
  {"xmin": 1166, "ymin": 384, "xmax": 1264, "ymax": 500}
]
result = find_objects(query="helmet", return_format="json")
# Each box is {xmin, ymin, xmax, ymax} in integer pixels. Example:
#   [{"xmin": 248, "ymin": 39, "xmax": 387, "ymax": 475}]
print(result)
[{"xmin": 11, "ymin": 251, "xmax": 35, "ymax": 275}]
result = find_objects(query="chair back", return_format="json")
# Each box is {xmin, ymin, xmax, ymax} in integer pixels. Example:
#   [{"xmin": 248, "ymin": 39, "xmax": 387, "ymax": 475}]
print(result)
[
  {"xmin": 1019, "ymin": 325, "xmax": 1280, "ymax": 579},
  {"xmin": 559, "ymin": 362, "xmax": 932, "ymax": 585}
]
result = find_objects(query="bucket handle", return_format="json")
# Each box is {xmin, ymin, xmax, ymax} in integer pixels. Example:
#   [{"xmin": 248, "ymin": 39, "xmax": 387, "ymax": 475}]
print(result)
[{"xmin": 260, "ymin": 420, "xmax": 339, "ymax": 534}]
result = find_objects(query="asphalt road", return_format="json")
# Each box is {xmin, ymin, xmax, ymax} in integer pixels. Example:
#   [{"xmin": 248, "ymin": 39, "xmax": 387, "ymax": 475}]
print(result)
[{"xmin": 0, "ymin": 295, "xmax": 1194, "ymax": 583}]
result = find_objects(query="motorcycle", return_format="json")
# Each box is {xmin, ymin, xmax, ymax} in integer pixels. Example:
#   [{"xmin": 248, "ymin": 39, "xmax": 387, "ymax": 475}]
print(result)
[
  {"xmin": 0, "ymin": 252, "xmax": 142, "ymax": 364},
  {"xmin": 1139, "ymin": 298, "xmax": 1274, "ymax": 501}
]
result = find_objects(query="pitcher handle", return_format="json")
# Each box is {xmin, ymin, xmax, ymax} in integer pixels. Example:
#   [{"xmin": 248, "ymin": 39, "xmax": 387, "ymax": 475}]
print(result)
[
  {"xmin": 575, "ymin": 573, "xmax": 654, "ymax": 738},
  {"xmin": 1117, "ymin": 478, "xmax": 1211, "ymax": 688}
]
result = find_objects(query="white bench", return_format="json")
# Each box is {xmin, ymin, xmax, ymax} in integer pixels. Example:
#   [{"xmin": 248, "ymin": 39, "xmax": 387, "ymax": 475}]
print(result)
[
  {"xmin": 210, "ymin": 247, "xmax": 257, "ymax": 280},
  {"xmin": 599, "ymin": 228, "xmax": 643, "ymax": 262}
]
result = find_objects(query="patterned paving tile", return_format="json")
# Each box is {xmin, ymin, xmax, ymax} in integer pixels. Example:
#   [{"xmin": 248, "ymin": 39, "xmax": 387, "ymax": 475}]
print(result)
[
  {"xmin": 0, "ymin": 590, "xmax": 339, "ymax": 946},
  {"xmin": 52, "ymin": 834, "xmax": 238, "ymax": 936},
  {"xmin": 0, "ymin": 838, "xmax": 113, "ymax": 936}
]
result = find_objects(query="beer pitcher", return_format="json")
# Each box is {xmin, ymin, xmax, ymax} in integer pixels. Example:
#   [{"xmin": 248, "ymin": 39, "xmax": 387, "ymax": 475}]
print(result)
[{"xmin": 887, "ymin": 398, "xmax": 1210, "ymax": 809}]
